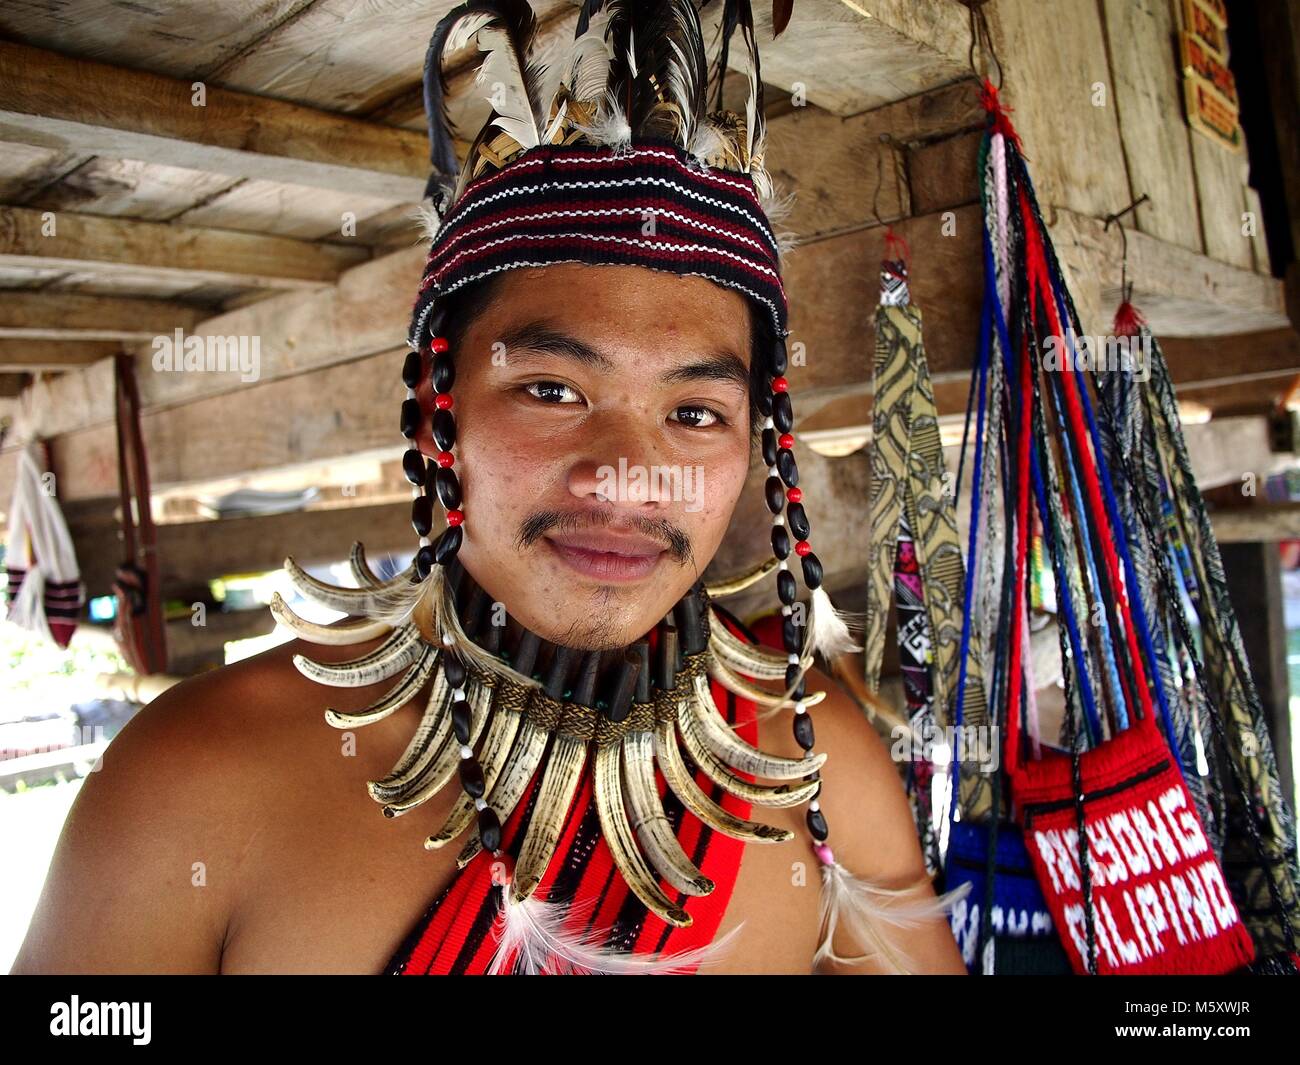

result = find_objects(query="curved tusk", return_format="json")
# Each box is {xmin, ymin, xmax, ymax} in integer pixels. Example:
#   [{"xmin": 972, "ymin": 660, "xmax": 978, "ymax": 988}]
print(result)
[
  {"xmin": 676, "ymin": 702, "xmax": 821, "ymax": 808},
  {"xmin": 269, "ymin": 592, "xmax": 391, "ymax": 645},
  {"xmin": 622, "ymin": 730, "xmax": 714, "ymax": 896},
  {"xmin": 511, "ymin": 735, "xmax": 588, "ymax": 904},
  {"xmin": 292, "ymin": 624, "xmax": 425, "ymax": 688},
  {"xmin": 595, "ymin": 742, "xmax": 693, "ymax": 927},
  {"xmin": 324, "ymin": 646, "xmax": 437, "ymax": 728},
  {"xmin": 653, "ymin": 720, "xmax": 792, "ymax": 842},
  {"xmin": 687, "ymin": 673, "xmax": 825, "ymax": 780},
  {"xmin": 704, "ymin": 557, "xmax": 779, "ymax": 598}
]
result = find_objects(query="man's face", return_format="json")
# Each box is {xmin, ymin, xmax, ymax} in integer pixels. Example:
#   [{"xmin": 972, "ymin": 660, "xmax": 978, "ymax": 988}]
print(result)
[{"xmin": 416, "ymin": 262, "xmax": 754, "ymax": 649}]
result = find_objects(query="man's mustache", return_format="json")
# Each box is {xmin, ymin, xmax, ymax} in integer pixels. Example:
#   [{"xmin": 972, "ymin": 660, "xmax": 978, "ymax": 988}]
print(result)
[{"xmin": 516, "ymin": 508, "xmax": 693, "ymax": 565}]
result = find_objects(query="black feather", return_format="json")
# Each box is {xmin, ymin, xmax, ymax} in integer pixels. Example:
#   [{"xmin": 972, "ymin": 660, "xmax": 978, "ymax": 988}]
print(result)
[{"xmin": 420, "ymin": 0, "xmax": 544, "ymax": 197}]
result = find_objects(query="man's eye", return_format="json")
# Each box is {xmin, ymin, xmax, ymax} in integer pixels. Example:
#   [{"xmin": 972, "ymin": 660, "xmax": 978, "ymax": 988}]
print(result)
[
  {"xmin": 672, "ymin": 405, "xmax": 725, "ymax": 429},
  {"xmin": 523, "ymin": 380, "xmax": 581, "ymax": 404}
]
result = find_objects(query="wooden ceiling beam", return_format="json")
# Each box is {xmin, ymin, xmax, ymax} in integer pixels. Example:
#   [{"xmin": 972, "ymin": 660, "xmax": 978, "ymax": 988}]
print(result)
[
  {"xmin": 0, "ymin": 339, "xmax": 122, "ymax": 372},
  {"xmin": 0, "ymin": 291, "xmax": 206, "ymax": 340},
  {"xmin": 0, "ymin": 40, "xmax": 430, "ymax": 201},
  {"xmin": 0, "ymin": 204, "xmax": 368, "ymax": 289}
]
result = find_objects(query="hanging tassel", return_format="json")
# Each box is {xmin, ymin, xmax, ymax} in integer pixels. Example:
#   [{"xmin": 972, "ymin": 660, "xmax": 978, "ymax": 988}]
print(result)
[
  {"xmin": 805, "ymin": 584, "xmax": 864, "ymax": 660},
  {"xmin": 813, "ymin": 843, "xmax": 971, "ymax": 974},
  {"xmin": 486, "ymin": 858, "xmax": 745, "ymax": 974}
]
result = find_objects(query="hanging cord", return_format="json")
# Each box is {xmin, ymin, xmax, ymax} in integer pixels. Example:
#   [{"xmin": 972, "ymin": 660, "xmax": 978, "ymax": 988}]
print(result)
[
  {"xmin": 962, "ymin": 0, "xmax": 1004, "ymax": 90},
  {"xmin": 872, "ymin": 133, "xmax": 912, "ymax": 271},
  {"xmin": 1102, "ymin": 194, "xmax": 1151, "ymax": 305}
]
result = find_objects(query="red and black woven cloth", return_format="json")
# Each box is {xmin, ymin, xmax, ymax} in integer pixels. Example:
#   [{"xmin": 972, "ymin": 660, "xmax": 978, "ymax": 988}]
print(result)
[{"xmin": 408, "ymin": 139, "xmax": 789, "ymax": 351}]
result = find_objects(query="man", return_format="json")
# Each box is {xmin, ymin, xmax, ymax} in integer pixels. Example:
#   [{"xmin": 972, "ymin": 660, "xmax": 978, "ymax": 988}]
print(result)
[
  {"xmin": 13, "ymin": 0, "xmax": 966, "ymax": 974},
  {"xmin": 13, "ymin": 261, "xmax": 963, "ymax": 975}
]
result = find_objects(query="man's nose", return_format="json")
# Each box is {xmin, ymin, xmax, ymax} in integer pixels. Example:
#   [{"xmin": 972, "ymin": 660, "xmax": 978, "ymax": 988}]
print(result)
[{"xmin": 565, "ymin": 415, "xmax": 675, "ymax": 507}]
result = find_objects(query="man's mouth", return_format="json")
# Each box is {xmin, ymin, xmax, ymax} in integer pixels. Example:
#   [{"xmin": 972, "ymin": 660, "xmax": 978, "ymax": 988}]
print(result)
[{"xmin": 543, "ymin": 533, "xmax": 667, "ymax": 582}]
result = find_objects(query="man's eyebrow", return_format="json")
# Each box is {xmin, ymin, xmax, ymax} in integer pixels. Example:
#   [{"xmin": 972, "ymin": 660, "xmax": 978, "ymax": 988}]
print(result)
[{"xmin": 498, "ymin": 321, "xmax": 749, "ymax": 391}]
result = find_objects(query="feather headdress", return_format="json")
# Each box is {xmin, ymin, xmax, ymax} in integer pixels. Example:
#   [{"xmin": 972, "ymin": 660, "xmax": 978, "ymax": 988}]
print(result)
[{"xmin": 421, "ymin": 0, "xmax": 783, "ymax": 215}]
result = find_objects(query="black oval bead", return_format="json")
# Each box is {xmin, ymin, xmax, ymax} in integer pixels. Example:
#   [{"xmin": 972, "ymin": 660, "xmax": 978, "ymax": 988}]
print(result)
[
  {"xmin": 432, "ymin": 408, "xmax": 456, "ymax": 451},
  {"xmin": 776, "ymin": 448, "xmax": 798, "ymax": 487},
  {"xmin": 411, "ymin": 495, "xmax": 434, "ymax": 537},
  {"xmin": 402, "ymin": 447, "xmax": 426, "ymax": 486},
  {"xmin": 783, "ymin": 616, "xmax": 804, "ymax": 652},
  {"xmin": 451, "ymin": 698, "xmax": 473, "ymax": 744},
  {"xmin": 399, "ymin": 397, "xmax": 421, "ymax": 438},
  {"xmin": 432, "ymin": 352, "xmax": 455, "ymax": 393},
  {"xmin": 801, "ymin": 551, "xmax": 824, "ymax": 590},
  {"xmin": 793, "ymin": 712, "xmax": 815, "ymax": 750},
  {"xmin": 434, "ymin": 524, "xmax": 463, "ymax": 565},
  {"xmin": 787, "ymin": 502, "xmax": 810, "ymax": 540},
  {"xmin": 458, "ymin": 756, "xmax": 486, "ymax": 798},
  {"xmin": 807, "ymin": 806, "xmax": 829, "ymax": 842},
  {"xmin": 428, "ymin": 302, "xmax": 449, "ymax": 337},
  {"xmin": 772, "ymin": 390, "xmax": 793, "ymax": 433},
  {"xmin": 785, "ymin": 665, "xmax": 806, "ymax": 701},
  {"xmin": 435, "ymin": 467, "xmax": 461, "ymax": 510},
  {"xmin": 761, "ymin": 428, "xmax": 778, "ymax": 468},
  {"xmin": 764, "ymin": 475, "xmax": 786, "ymax": 515},
  {"xmin": 478, "ymin": 806, "xmax": 502, "ymax": 852},
  {"xmin": 777, "ymin": 568, "xmax": 797, "ymax": 605},
  {"xmin": 771, "ymin": 336, "xmax": 788, "ymax": 375},
  {"xmin": 415, "ymin": 544, "xmax": 436, "ymax": 579},
  {"xmin": 755, "ymin": 386, "xmax": 773, "ymax": 418},
  {"xmin": 443, "ymin": 655, "xmax": 466, "ymax": 689},
  {"xmin": 402, "ymin": 350, "xmax": 422, "ymax": 388},
  {"xmin": 771, "ymin": 524, "xmax": 790, "ymax": 559}
]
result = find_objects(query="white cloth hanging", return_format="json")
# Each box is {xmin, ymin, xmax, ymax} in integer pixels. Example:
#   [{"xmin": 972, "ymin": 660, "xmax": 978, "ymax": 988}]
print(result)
[{"xmin": 4, "ymin": 443, "xmax": 83, "ymax": 648}]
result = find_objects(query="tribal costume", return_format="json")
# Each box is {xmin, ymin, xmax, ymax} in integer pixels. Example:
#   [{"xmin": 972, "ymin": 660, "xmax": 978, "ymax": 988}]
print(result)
[{"xmin": 270, "ymin": 0, "xmax": 966, "ymax": 974}]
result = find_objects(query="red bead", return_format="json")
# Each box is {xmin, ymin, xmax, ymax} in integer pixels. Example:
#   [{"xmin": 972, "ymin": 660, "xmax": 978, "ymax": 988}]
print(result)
[
  {"xmin": 447, "ymin": 510, "xmax": 464, "ymax": 526},
  {"xmin": 771, "ymin": 376, "xmax": 789, "ymax": 392},
  {"xmin": 794, "ymin": 540, "xmax": 811, "ymax": 557},
  {"xmin": 430, "ymin": 336, "xmax": 450, "ymax": 354},
  {"xmin": 787, "ymin": 487, "xmax": 802, "ymax": 503},
  {"xmin": 778, "ymin": 432, "xmax": 794, "ymax": 449},
  {"xmin": 434, "ymin": 393, "xmax": 454, "ymax": 410},
  {"xmin": 437, "ymin": 450, "xmax": 455, "ymax": 468}
]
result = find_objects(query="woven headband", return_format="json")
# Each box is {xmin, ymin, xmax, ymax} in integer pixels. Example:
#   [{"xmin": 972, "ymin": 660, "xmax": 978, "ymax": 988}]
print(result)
[{"xmin": 408, "ymin": 139, "xmax": 789, "ymax": 352}]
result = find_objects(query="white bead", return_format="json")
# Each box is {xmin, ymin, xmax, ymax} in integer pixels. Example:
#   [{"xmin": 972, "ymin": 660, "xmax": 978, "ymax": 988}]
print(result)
[
  {"xmin": 781, "ymin": 605, "xmax": 791, "ymax": 616},
  {"xmin": 406, "ymin": 386, "xmax": 416, "ymax": 400},
  {"xmin": 795, "ymin": 701, "xmax": 807, "ymax": 713},
  {"xmin": 453, "ymin": 687, "xmax": 466, "ymax": 700},
  {"xmin": 474, "ymin": 798, "xmax": 487, "ymax": 811},
  {"xmin": 778, "ymin": 560, "xmax": 788, "ymax": 571},
  {"xmin": 774, "ymin": 514, "xmax": 785, "ymax": 526},
  {"xmin": 768, "ymin": 465, "xmax": 779, "ymax": 477},
  {"xmin": 459, "ymin": 744, "xmax": 473, "ymax": 759},
  {"xmin": 764, "ymin": 416, "xmax": 775, "ymax": 429},
  {"xmin": 810, "ymin": 800, "xmax": 820, "ymax": 812},
  {"xmin": 788, "ymin": 653, "xmax": 799, "ymax": 664},
  {"xmin": 442, "ymin": 632, "xmax": 455, "ymax": 647},
  {"xmin": 419, "ymin": 536, "xmax": 431, "ymax": 547}
]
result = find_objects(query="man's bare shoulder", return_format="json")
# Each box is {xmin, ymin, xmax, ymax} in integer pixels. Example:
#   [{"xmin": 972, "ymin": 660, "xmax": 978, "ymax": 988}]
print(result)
[{"xmin": 10, "ymin": 624, "xmax": 391, "ymax": 974}]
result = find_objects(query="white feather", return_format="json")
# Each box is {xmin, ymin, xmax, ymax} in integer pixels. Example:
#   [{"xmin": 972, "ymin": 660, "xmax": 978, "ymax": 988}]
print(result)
[
  {"xmin": 487, "ymin": 886, "xmax": 745, "ymax": 975},
  {"xmin": 563, "ymin": 9, "xmax": 614, "ymax": 101},
  {"xmin": 573, "ymin": 87, "xmax": 633, "ymax": 154},
  {"xmin": 805, "ymin": 584, "xmax": 864, "ymax": 660},
  {"xmin": 475, "ymin": 26, "xmax": 542, "ymax": 150},
  {"xmin": 815, "ymin": 860, "xmax": 972, "ymax": 974},
  {"xmin": 411, "ymin": 201, "xmax": 444, "ymax": 245}
]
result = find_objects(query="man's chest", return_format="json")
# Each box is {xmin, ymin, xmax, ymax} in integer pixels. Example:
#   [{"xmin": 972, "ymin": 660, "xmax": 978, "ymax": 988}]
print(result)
[{"xmin": 217, "ymin": 699, "xmax": 822, "ymax": 974}]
